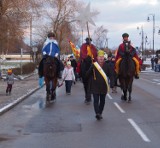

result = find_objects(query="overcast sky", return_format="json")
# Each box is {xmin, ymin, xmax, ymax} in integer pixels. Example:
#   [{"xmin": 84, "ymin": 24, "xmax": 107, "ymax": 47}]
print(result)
[{"xmin": 81, "ymin": 0, "xmax": 160, "ymax": 50}]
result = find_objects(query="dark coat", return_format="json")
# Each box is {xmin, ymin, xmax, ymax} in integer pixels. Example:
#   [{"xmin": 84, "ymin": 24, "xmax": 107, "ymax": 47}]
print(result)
[
  {"xmin": 86, "ymin": 62, "xmax": 109, "ymax": 94},
  {"xmin": 106, "ymin": 60, "xmax": 117, "ymax": 88},
  {"xmin": 80, "ymin": 43, "xmax": 97, "ymax": 61},
  {"xmin": 71, "ymin": 59, "xmax": 77, "ymax": 71}
]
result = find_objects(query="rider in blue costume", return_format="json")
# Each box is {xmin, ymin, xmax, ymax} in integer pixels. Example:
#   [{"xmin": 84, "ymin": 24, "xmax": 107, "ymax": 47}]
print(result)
[{"xmin": 38, "ymin": 32, "xmax": 61, "ymax": 79}]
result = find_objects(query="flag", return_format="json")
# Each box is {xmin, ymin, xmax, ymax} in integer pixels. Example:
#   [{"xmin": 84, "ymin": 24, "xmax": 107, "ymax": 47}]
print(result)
[{"xmin": 69, "ymin": 41, "xmax": 80, "ymax": 58}]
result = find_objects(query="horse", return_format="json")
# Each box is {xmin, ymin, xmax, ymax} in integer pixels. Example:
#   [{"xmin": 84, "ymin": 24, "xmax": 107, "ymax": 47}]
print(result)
[
  {"xmin": 118, "ymin": 51, "xmax": 135, "ymax": 102},
  {"xmin": 80, "ymin": 56, "xmax": 92, "ymax": 103},
  {"xmin": 43, "ymin": 56, "xmax": 58, "ymax": 103}
]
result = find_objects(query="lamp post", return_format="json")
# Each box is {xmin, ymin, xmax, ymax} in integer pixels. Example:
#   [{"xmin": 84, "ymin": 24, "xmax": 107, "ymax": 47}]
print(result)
[
  {"xmin": 147, "ymin": 14, "xmax": 155, "ymax": 56},
  {"xmin": 137, "ymin": 26, "xmax": 144, "ymax": 56},
  {"xmin": 30, "ymin": 15, "xmax": 32, "ymax": 47},
  {"xmin": 145, "ymin": 35, "xmax": 148, "ymax": 57}
]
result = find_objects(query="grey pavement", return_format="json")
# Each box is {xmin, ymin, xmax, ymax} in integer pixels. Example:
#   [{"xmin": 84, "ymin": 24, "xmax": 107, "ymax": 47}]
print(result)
[{"xmin": 0, "ymin": 73, "xmax": 40, "ymax": 115}]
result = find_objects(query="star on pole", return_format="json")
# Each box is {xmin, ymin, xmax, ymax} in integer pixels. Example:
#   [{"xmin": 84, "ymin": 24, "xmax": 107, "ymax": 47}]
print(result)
[
  {"xmin": 76, "ymin": 3, "xmax": 99, "ymax": 26},
  {"xmin": 76, "ymin": 2, "xmax": 99, "ymax": 46}
]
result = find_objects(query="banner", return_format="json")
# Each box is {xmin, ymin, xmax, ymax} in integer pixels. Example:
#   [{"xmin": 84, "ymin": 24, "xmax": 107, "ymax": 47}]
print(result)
[{"xmin": 69, "ymin": 41, "xmax": 80, "ymax": 59}]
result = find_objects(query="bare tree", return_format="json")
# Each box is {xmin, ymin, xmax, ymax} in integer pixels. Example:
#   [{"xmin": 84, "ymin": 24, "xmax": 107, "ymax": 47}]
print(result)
[
  {"xmin": 34, "ymin": 0, "xmax": 82, "ymax": 53},
  {"xmin": 0, "ymin": 0, "xmax": 42, "ymax": 54},
  {"xmin": 92, "ymin": 26, "xmax": 108, "ymax": 49}
]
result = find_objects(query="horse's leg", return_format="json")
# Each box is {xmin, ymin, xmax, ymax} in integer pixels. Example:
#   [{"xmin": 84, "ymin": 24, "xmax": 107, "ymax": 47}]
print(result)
[
  {"xmin": 45, "ymin": 79, "xmax": 50, "ymax": 102},
  {"xmin": 83, "ymin": 80, "xmax": 91, "ymax": 103},
  {"xmin": 128, "ymin": 80, "xmax": 133, "ymax": 102},
  {"xmin": 120, "ymin": 80, "xmax": 127, "ymax": 101},
  {"xmin": 122, "ymin": 86, "xmax": 127, "ymax": 101},
  {"xmin": 121, "ymin": 89, "xmax": 127, "ymax": 101},
  {"xmin": 51, "ymin": 79, "xmax": 57, "ymax": 101}
]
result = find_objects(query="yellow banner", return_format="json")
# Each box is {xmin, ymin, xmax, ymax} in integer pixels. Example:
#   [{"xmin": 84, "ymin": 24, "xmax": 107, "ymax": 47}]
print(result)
[
  {"xmin": 93, "ymin": 62, "xmax": 110, "ymax": 93},
  {"xmin": 69, "ymin": 41, "xmax": 80, "ymax": 58}
]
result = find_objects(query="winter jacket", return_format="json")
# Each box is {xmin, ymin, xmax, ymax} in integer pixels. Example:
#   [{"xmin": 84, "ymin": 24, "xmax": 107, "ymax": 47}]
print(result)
[
  {"xmin": 42, "ymin": 38, "xmax": 60, "ymax": 57},
  {"xmin": 6, "ymin": 74, "xmax": 14, "ymax": 85},
  {"xmin": 62, "ymin": 67, "xmax": 75, "ymax": 81},
  {"xmin": 86, "ymin": 62, "xmax": 109, "ymax": 94}
]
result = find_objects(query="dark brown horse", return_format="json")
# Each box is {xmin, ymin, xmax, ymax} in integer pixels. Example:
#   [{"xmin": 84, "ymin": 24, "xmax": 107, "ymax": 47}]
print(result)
[
  {"xmin": 43, "ymin": 56, "xmax": 58, "ymax": 103},
  {"xmin": 80, "ymin": 56, "xmax": 92, "ymax": 103},
  {"xmin": 119, "ymin": 51, "xmax": 135, "ymax": 102}
]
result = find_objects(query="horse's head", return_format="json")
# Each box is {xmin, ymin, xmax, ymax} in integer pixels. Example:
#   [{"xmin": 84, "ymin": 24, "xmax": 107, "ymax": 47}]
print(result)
[
  {"xmin": 119, "ymin": 51, "xmax": 135, "ymax": 78},
  {"xmin": 43, "ymin": 56, "xmax": 57, "ymax": 78}
]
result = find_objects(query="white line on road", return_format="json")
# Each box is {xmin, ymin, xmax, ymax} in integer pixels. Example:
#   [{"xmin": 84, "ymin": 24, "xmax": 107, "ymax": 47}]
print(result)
[
  {"xmin": 114, "ymin": 102, "xmax": 125, "ymax": 113},
  {"xmin": 107, "ymin": 94, "xmax": 113, "ymax": 100},
  {"xmin": 128, "ymin": 118, "xmax": 151, "ymax": 142}
]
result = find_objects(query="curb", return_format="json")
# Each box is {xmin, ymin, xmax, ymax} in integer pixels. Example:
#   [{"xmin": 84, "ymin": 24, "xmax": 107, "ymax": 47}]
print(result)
[{"xmin": 0, "ymin": 85, "xmax": 42, "ymax": 116}]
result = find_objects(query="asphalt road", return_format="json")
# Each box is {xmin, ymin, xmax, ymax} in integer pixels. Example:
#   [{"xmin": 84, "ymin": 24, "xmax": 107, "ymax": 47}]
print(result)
[{"xmin": 0, "ymin": 71, "xmax": 160, "ymax": 148}]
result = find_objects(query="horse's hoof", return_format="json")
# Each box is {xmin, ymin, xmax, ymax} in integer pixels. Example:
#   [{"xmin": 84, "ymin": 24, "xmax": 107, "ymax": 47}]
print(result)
[
  {"xmin": 45, "ymin": 101, "xmax": 49, "ymax": 106},
  {"xmin": 128, "ymin": 99, "xmax": 131, "ymax": 103},
  {"xmin": 121, "ymin": 96, "xmax": 125, "ymax": 100}
]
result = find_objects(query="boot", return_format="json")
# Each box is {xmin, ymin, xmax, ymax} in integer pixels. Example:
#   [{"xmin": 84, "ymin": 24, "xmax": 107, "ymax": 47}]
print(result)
[{"xmin": 135, "ymin": 74, "xmax": 139, "ymax": 79}]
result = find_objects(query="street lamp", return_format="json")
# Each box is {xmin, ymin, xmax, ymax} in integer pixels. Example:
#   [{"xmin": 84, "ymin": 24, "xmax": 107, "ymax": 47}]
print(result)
[
  {"xmin": 145, "ymin": 35, "xmax": 148, "ymax": 57},
  {"xmin": 155, "ymin": 26, "xmax": 160, "ymax": 35},
  {"xmin": 147, "ymin": 14, "xmax": 155, "ymax": 56},
  {"xmin": 30, "ymin": 15, "xmax": 32, "ymax": 47},
  {"xmin": 137, "ymin": 26, "xmax": 144, "ymax": 56}
]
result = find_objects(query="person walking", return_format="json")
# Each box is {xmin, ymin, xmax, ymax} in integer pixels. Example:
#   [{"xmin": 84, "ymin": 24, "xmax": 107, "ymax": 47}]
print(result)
[
  {"xmin": 151, "ymin": 56, "xmax": 155, "ymax": 70},
  {"xmin": 106, "ymin": 55, "xmax": 117, "ymax": 93},
  {"xmin": 86, "ymin": 50, "xmax": 109, "ymax": 120},
  {"xmin": 69, "ymin": 55, "xmax": 77, "ymax": 81},
  {"xmin": 5, "ymin": 69, "xmax": 15, "ymax": 95},
  {"xmin": 62, "ymin": 61, "xmax": 75, "ymax": 95}
]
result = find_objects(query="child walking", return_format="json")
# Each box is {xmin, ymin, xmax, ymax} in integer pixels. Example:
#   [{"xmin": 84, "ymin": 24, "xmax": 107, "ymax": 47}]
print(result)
[
  {"xmin": 62, "ymin": 61, "xmax": 75, "ymax": 95},
  {"xmin": 6, "ymin": 69, "xmax": 15, "ymax": 95}
]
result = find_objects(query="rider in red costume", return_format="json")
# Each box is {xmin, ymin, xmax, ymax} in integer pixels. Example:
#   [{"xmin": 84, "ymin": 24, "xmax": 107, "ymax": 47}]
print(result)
[
  {"xmin": 115, "ymin": 33, "xmax": 140, "ymax": 79},
  {"xmin": 80, "ymin": 37, "xmax": 97, "ymax": 62}
]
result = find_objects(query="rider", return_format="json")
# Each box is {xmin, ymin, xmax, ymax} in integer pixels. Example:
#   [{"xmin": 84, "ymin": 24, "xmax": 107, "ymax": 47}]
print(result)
[
  {"xmin": 80, "ymin": 37, "xmax": 98, "ymax": 103},
  {"xmin": 38, "ymin": 32, "xmax": 61, "ymax": 78},
  {"xmin": 80, "ymin": 37, "xmax": 97, "ymax": 62},
  {"xmin": 115, "ymin": 33, "xmax": 140, "ymax": 79}
]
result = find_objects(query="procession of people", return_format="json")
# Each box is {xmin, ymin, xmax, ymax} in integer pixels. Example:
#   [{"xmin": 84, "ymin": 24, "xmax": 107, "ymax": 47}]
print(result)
[
  {"xmin": 35, "ymin": 30, "xmax": 145, "ymax": 120},
  {"xmin": 2, "ymin": 31, "xmax": 143, "ymax": 121}
]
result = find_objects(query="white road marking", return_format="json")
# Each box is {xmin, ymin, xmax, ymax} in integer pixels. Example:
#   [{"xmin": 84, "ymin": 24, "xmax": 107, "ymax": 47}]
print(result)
[
  {"xmin": 114, "ymin": 102, "xmax": 125, "ymax": 113},
  {"xmin": 139, "ymin": 78, "xmax": 160, "ymax": 85},
  {"xmin": 107, "ymin": 94, "xmax": 113, "ymax": 100},
  {"xmin": 128, "ymin": 118, "xmax": 151, "ymax": 142}
]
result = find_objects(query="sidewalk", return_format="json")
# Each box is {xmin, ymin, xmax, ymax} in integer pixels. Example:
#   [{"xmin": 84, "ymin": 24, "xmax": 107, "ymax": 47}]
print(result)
[{"xmin": 0, "ymin": 73, "xmax": 40, "ymax": 115}]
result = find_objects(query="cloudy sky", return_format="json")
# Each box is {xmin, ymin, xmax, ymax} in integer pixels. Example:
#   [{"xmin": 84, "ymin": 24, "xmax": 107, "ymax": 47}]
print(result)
[{"xmin": 81, "ymin": 0, "xmax": 160, "ymax": 50}]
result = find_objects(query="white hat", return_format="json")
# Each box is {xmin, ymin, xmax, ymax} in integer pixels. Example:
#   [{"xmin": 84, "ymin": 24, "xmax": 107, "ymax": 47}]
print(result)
[{"xmin": 67, "ymin": 61, "xmax": 71, "ymax": 65}]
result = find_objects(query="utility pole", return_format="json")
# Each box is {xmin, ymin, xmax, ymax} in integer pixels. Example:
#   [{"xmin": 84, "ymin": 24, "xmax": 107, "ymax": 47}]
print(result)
[
  {"xmin": 147, "ymin": 14, "xmax": 155, "ymax": 56},
  {"xmin": 137, "ymin": 26, "xmax": 144, "ymax": 56},
  {"xmin": 30, "ymin": 15, "xmax": 32, "ymax": 47}
]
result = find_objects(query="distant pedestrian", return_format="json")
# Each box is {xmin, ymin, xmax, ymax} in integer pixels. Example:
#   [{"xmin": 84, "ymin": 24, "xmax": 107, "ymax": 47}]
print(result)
[
  {"xmin": 5, "ymin": 69, "xmax": 15, "ymax": 95},
  {"xmin": 107, "ymin": 55, "xmax": 117, "ymax": 93},
  {"xmin": 154, "ymin": 56, "xmax": 158, "ymax": 65},
  {"xmin": 62, "ymin": 61, "xmax": 75, "ymax": 95},
  {"xmin": 69, "ymin": 55, "xmax": 77, "ymax": 81},
  {"xmin": 151, "ymin": 57, "xmax": 155, "ymax": 70}
]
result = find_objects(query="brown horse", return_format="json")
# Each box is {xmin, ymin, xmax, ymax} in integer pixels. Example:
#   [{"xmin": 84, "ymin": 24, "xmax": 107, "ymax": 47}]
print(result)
[
  {"xmin": 118, "ymin": 51, "xmax": 135, "ymax": 102},
  {"xmin": 43, "ymin": 56, "xmax": 58, "ymax": 103},
  {"xmin": 80, "ymin": 56, "xmax": 92, "ymax": 103}
]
